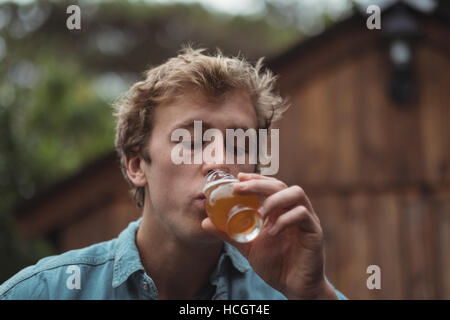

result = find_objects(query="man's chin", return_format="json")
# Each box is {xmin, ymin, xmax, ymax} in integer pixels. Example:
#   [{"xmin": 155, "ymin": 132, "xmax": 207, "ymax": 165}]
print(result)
[
  {"xmin": 184, "ymin": 226, "xmax": 222, "ymax": 246},
  {"xmin": 179, "ymin": 208, "xmax": 220, "ymax": 244}
]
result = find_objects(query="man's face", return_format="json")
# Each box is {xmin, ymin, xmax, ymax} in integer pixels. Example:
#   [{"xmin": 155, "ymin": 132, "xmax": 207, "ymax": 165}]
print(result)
[{"xmin": 141, "ymin": 89, "xmax": 258, "ymax": 244}]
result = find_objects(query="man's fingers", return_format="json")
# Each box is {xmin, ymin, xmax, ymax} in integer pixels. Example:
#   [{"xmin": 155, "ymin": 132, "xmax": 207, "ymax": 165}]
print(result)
[
  {"xmin": 234, "ymin": 178, "xmax": 287, "ymax": 197},
  {"xmin": 235, "ymin": 178, "xmax": 320, "ymax": 226},
  {"xmin": 259, "ymin": 185, "xmax": 309, "ymax": 219},
  {"xmin": 237, "ymin": 172, "xmax": 277, "ymax": 181},
  {"xmin": 267, "ymin": 205, "xmax": 319, "ymax": 236}
]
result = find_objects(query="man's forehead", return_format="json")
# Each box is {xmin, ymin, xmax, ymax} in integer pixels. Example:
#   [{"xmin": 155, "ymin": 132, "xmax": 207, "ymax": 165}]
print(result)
[{"xmin": 155, "ymin": 89, "xmax": 257, "ymax": 130}]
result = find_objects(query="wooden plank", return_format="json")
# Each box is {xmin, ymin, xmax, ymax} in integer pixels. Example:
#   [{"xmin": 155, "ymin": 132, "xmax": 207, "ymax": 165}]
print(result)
[
  {"xmin": 417, "ymin": 44, "xmax": 450, "ymax": 184},
  {"xmin": 59, "ymin": 198, "xmax": 117, "ymax": 252},
  {"xmin": 401, "ymin": 191, "xmax": 434, "ymax": 299},
  {"xmin": 111, "ymin": 187, "xmax": 142, "ymax": 236},
  {"xmin": 328, "ymin": 59, "xmax": 360, "ymax": 187},
  {"xmin": 277, "ymin": 72, "xmax": 335, "ymax": 186},
  {"xmin": 16, "ymin": 162, "xmax": 128, "ymax": 238},
  {"xmin": 340, "ymin": 193, "xmax": 371, "ymax": 299},
  {"xmin": 435, "ymin": 193, "xmax": 450, "ymax": 299},
  {"xmin": 365, "ymin": 193, "xmax": 404, "ymax": 299},
  {"xmin": 421, "ymin": 192, "xmax": 439, "ymax": 299},
  {"xmin": 312, "ymin": 195, "xmax": 341, "ymax": 292},
  {"xmin": 356, "ymin": 50, "xmax": 393, "ymax": 187},
  {"xmin": 381, "ymin": 84, "xmax": 424, "ymax": 187}
]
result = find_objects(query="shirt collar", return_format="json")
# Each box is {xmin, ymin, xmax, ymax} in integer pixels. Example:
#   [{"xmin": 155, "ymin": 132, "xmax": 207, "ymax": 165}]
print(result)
[
  {"xmin": 112, "ymin": 218, "xmax": 145, "ymax": 288},
  {"xmin": 223, "ymin": 242, "xmax": 251, "ymax": 273},
  {"xmin": 112, "ymin": 218, "xmax": 251, "ymax": 288}
]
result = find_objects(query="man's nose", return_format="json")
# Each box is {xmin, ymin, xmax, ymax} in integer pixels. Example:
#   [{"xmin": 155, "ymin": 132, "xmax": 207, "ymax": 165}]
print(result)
[{"xmin": 200, "ymin": 138, "xmax": 233, "ymax": 177}]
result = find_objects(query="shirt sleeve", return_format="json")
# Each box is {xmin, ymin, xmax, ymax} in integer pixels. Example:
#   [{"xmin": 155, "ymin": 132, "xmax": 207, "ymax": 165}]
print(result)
[
  {"xmin": 325, "ymin": 275, "xmax": 348, "ymax": 300},
  {"xmin": 0, "ymin": 271, "xmax": 50, "ymax": 300}
]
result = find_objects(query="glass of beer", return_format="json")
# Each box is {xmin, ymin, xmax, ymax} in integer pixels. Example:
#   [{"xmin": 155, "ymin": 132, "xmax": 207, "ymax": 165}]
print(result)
[{"xmin": 203, "ymin": 170, "xmax": 263, "ymax": 243}]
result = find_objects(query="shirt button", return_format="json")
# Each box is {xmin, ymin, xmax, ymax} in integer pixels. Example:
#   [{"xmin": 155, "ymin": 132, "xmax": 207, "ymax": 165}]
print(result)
[{"xmin": 143, "ymin": 282, "xmax": 149, "ymax": 290}]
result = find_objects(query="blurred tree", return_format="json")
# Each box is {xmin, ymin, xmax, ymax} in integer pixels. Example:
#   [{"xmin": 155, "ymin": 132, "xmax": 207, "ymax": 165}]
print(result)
[{"xmin": 0, "ymin": 51, "xmax": 116, "ymax": 283}]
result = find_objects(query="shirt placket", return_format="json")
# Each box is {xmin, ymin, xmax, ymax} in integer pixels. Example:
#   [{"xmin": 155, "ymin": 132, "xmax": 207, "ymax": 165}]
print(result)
[
  {"xmin": 210, "ymin": 255, "xmax": 230, "ymax": 300},
  {"xmin": 139, "ymin": 272, "xmax": 158, "ymax": 300}
]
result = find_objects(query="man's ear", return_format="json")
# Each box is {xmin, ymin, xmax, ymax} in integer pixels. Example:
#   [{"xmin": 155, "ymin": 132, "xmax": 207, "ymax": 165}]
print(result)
[{"xmin": 125, "ymin": 154, "xmax": 147, "ymax": 187}]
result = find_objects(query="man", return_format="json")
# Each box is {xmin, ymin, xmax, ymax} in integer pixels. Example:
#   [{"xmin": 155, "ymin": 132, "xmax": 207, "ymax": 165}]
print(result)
[{"xmin": 0, "ymin": 46, "xmax": 346, "ymax": 300}]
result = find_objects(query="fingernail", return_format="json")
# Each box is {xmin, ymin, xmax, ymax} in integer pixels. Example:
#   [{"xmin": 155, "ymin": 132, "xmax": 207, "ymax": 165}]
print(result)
[
  {"xmin": 237, "ymin": 173, "xmax": 248, "ymax": 181},
  {"xmin": 258, "ymin": 206, "xmax": 265, "ymax": 217},
  {"xmin": 263, "ymin": 218, "xmax": 272, "ymax": 230},
  {"xmin": 268, "ymin": 226, "xmax": 277, "ymax": 236},
  {"xmin": 236, "ymin": 182, "xmax": 248, "ymax": 190}
]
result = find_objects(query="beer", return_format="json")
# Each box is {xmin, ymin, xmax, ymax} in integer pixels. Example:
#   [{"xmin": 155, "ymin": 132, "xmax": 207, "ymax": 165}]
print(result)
[{"xmin": 203, "ymin": 170, "xmax": 262, "ymax": 243}]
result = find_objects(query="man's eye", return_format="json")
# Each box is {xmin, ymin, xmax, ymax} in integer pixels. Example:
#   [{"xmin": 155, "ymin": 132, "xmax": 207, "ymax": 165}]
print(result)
[
  {"xmin": 182, "ymin": 141, "xmax": 203, "ymax": 149},
  {"xmin": 235, "ymin": 146, "xmax": 246, "ymax": 155},
  {"xmin": 181, "ymin": 141, "xmax": 192, "ymax": 149},
  {"xmin": 226, "ymin": 145, "xmax": 248, "ymax": 156}
]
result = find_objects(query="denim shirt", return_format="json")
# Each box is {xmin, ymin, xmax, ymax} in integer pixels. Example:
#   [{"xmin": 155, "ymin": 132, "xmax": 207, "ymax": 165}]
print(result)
[{"xmin": 0, "ymin": 219, "xmax": 347, "ymax": 300}]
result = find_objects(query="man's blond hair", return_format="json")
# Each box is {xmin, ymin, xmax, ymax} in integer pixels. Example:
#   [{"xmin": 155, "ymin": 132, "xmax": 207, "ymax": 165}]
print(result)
[{"xmin": 113, "ymin": 45, "xmax": 289, "ymax": 208}]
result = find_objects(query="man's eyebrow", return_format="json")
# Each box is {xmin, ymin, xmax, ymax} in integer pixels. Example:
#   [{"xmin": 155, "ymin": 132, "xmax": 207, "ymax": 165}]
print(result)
[
  {"xmin": 170, "ymin": 119, "xmax": 253, "ymax": 132},
  {"xmin": 170, "ymin": 119, "xmax": 212, "ymax": 131}
]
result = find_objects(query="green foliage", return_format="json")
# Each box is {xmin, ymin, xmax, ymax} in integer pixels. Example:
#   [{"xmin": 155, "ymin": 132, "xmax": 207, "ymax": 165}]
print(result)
[
  {"xmin": 0, "ymin": 52, "xmax": 117, "ymax": 281},
  {"xmin": 22, "ymin": 56, "xmax": 115, "ymax": 179}
]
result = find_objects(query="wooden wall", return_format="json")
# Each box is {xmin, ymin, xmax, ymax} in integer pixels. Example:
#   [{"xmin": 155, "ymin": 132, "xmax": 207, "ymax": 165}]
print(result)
[
  {"xmin": 274, "ymin": 19, "xmax": 450, "ymax": 299},
  {"xmin": 16, "ymin": 154, "xmax": 141, "ymax": 253}
]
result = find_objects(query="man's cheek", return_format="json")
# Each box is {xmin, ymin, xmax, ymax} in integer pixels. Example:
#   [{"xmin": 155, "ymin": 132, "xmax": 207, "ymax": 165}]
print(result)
[{"xmin": 159, "ymin": 183, "xmax": 182, "ymax": 205}]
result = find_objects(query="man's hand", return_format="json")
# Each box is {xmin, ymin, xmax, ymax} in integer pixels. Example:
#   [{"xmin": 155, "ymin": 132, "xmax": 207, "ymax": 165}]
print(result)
[{"xmin": 201, "ymin": 172, "xmax": 338, "ymax": 300}]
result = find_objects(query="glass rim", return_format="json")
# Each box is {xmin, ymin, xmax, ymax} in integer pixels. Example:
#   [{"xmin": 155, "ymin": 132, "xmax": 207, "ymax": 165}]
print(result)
[{"xmin": 202, "ymin": 178, "xmax": 237, "ymax": 194}]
